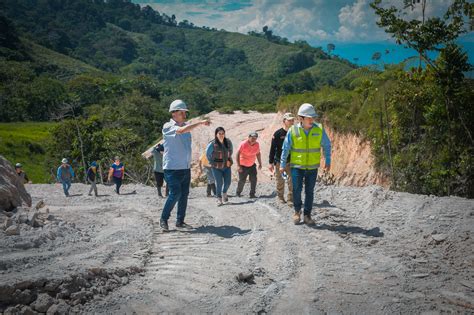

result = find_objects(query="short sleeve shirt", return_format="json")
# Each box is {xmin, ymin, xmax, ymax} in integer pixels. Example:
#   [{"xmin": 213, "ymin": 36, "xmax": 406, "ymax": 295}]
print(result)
[
  {"xmin": 162, "ymin": 119, "xmax": 192, "ymax": 170},
  {"xmin": 111, "ymin": 163, "xmax": 124, "ymax": 178},
  {"xmin": 238, "ymin": 140, "xmax": 260, "ymax": 167}
]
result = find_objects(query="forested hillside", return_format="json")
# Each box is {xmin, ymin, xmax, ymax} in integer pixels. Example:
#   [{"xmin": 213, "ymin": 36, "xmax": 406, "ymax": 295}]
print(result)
[{"xmin": 0, "ymin": 0, "xmax": 472, "ymax": 198}]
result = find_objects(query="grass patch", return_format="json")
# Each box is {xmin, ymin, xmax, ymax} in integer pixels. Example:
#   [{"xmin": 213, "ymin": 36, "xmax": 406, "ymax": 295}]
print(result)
[{"xmin": 0, "ymin": 122, "xmax": 57, "ymax": 183}]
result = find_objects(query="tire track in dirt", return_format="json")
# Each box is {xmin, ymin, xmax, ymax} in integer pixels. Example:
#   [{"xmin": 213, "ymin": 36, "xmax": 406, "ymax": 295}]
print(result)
[{"xmin": 133, "ymin": 196, "xmax": 261, "ymax": 313}]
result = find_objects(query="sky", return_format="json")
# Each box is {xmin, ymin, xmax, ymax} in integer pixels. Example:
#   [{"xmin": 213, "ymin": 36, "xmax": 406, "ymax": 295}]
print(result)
[{"xmin": 133, "ymin": 0, "xmax": 473, "ymax": 65}]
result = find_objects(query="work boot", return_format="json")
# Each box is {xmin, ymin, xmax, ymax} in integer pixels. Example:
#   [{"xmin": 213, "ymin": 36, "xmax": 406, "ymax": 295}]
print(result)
[
  {"xmin": 223, "ymin": 193, "xmax": 228, "ymax": 203},
  {"xmin": 303, "ymin": 215, "xmax": 315, "ymax": 225},
  {"xmin": 292, "ymin": 211, "xmax": 301, "ymax": 225},
  {"xmin": 249, "ymin": 194, "xmax": 257, "ymax": 199},
  {"xmin": 158, "ymin": 188, "xmax": 163, "ymax": 198},
  {"xmin": 210, "ymin": 183, "xmax": 216, "ymax": 196},
  {"xmin": 160, "ymin": 219, "xmax": 169, "ymax": 232},
  {"xmin": 176, "ymin": 221, "xmax": 192, "ymax": 229},
  {"xmin": 207, "ymin": 184, "xmax": 212, "ymax": 197}
]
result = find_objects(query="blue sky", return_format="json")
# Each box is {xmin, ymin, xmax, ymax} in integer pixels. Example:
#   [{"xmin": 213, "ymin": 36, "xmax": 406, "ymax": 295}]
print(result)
[{"xmin": 134, "ymin": 0, "xmax": 473, "ymax": 65}]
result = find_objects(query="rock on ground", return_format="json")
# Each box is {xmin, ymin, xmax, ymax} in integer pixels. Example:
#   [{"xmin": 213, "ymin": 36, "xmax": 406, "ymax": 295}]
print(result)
[
  {"xmin": 0, "ymin": 182, "xmax": 472, "ymax": 314},
  {"xmin": 0, "ymin": 155, "xmax": 31, "ymax": 211}
]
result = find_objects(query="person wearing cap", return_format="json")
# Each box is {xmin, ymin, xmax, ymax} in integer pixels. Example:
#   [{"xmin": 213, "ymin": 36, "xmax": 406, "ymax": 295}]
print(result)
[
  {"xmin": 108, "ymin": 156, "xmax": 124, "ymax": 194},
  {"xmin": 280, "ymin": 103, "xmax": 331, "ymax": 225},
  {"xmin": 87, "ymin": 161, "xmax": 99, "ymax": 197},
  {"xmin": 235, "ymin": 131, "xmax": 262, "ymax": 198},
  {"xmin": 15, "ymin": 163, "xmax": 31, "ymax": 184},
  {"xmin": 160, "ymin": 99, "xmax": 210, "ymax": 232},
  {"xmin": 152, "ymin": 142, "xmax": 168, "ymax": 198},
  {"xmin": 57, "ymin": 158, "xmax": 75, "ymax": 197},
  {"xmin": 269, "ymin": 113, "xmax": 295, "ymax": 205}
]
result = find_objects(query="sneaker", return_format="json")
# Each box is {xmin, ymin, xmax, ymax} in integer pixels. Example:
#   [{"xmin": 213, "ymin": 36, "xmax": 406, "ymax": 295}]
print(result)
[
  {"xmin": 160, "ymin": 219, "xmax": 169, "ymax": 232},
  {"xmin": 223, "ymin": 193, "xmax": 228, "ymax": 203},
  {"xmin": 292, "ymin": 211, "xmax": 301, "ymax": 225},
  {"xmin": 176, "ymin": 222, "xmax": 192, "ymax": 229},
  {"xmin": 303, "ymin": 215, "xmax": 315, "ymax": 225},
  {"xmin": 216, "ymin": 198, "xmax": 223, "ymax": 206}
]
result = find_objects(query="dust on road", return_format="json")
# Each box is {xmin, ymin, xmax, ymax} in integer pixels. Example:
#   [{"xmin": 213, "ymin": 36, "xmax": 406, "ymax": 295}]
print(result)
[{"xmin": 1, "ymin": 182, "xmax": 473, "ymax": 314}]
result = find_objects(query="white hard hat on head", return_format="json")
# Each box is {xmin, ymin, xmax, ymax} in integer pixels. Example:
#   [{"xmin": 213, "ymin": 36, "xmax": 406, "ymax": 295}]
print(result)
[
  {"xmin": 169, "ymin": 99, "xmax": 188, "ymax": 112},
  {"xmin": 61, "ymin": 158, "xmax": 68, "ymax": 164},
  {"xmin": 15, "ymin": 163, "xmax": 22, "ymax": 168},
  {"xmin": 297, "ymin": 103, "xmax": 318, "ymax": 118}
]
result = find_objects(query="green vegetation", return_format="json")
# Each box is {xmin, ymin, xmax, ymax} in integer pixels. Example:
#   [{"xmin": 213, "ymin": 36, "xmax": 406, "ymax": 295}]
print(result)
[
  {"xmin": 1, "ymin": 0, "xmax": 354, "ymax": 121},
  {"xmin": 278, "ymin": 0, "xmax": 473, "ymax": 197},
  {"xmin": 0, "ymin": 122, "xmax": 57, "ymax": 182},
  {"xmin": 0, "ymin": 0, "xmax": 471, "ymax": 198}
]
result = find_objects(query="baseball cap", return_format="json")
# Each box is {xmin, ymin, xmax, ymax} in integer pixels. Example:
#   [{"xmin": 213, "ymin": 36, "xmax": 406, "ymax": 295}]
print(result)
[
  {"xmin": 283, "ymin": 112, "xmax": 295, "ymax": 120},
  {"xmin": 248, "ymin": 131, "xmax": 258, "ymax": 138}
]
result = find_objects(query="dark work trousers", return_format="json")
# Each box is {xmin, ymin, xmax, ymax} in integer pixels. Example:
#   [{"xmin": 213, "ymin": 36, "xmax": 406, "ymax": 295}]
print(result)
[
  {"xmin": 236, "ymin": 164, "xmax": 257, "ymax": 197},
  {"xmin": 154, "ymin": 171, "xmax": 168, "ymax": 196},
  {"xmin": 113, "ymin": 176, "xmax": 122, "ymax": 194}
]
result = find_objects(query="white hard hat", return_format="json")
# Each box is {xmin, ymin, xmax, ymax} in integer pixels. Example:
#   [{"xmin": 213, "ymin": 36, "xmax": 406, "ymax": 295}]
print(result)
[
  {"xmin": 297, "ymin": 103, "xmax": 318, "ymax": 118},
  {"xmin": 61, "ymin": 158, "xmax": 68, "ymax": 164},
  {"xmin": 169, "ymin": 99, "xmax": 188, "ymax": 112},
  {"xmin": 15, "ymin": 163, "xmax": 22, "ymax": 168}
]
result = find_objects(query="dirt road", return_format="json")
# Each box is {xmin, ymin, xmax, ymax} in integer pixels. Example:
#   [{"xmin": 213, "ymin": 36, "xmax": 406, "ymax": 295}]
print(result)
[{"xmin": 1, "ymin": 182, "xmax": 473, "ymax": 314}]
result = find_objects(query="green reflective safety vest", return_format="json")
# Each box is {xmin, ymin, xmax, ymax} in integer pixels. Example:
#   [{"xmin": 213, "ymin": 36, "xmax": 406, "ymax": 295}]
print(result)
[{"xmin": 290, "ymin": 123, "xmax": 323, "ymax": 170}]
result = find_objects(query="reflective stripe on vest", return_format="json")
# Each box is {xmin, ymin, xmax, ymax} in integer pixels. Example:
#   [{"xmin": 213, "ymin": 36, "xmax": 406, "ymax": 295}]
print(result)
[{"xmin": 290, "ymin": 123, "xmax": 323, "ymax": 170}]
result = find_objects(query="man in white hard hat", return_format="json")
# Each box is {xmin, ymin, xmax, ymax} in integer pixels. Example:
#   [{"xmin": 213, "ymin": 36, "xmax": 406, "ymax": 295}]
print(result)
[
  {"xmin": 280, "ymin": 103, "xmax": 331, "ymax": 225},
  {"xmin": 269, "ymin": 112, "xmax": 295, "ymax": 205},
  {"xmin": 160, "ymin": 99, "xmax": 210, "ymax": 232}
]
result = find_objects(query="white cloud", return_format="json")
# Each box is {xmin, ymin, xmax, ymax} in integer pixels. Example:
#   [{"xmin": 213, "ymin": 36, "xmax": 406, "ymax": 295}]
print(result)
[{"xmin": 137, "ymin": 0, "xmax": 459, "ymax": 44}]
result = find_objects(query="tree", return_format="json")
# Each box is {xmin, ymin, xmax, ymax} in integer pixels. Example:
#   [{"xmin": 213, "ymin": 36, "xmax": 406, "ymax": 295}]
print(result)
[
  {"xmin": 370, "ymin": 0, "xmax": 473, "ymax": 196},
  {"xmin": 327, "ymin": 43, "xmax": 335, "ymax": 55},
  {"xmin": 370, "ymin": 0, "xmax": 472, "ymax": 69},
  {"xmin": 371, "ymin": 0, "xmax": 473, "ymax": 144}
]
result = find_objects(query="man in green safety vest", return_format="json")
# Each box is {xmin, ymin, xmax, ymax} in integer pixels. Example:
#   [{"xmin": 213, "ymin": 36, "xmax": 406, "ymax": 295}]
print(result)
[{"xmin": 279, "ymin": 103, "xmax": 332, "ymax": 225}]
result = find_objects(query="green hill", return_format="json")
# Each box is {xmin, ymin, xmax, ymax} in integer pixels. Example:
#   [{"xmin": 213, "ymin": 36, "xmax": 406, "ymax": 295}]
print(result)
[
  {"xmin": 1, "ymin": 0, "xmax": 354, "ymax": 117},
  {"xmin": 0, "ymin": 122, "xmax": 57, "ymax": 183}
]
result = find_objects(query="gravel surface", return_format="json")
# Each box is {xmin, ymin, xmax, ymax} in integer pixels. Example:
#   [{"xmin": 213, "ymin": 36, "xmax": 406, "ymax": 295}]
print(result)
[{"xmin": 1, "ymin": 181, "xmax": 473, "ymax": 314}]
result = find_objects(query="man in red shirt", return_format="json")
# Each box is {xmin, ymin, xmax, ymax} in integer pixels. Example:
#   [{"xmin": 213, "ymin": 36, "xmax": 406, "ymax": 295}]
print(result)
[{"xmin": 235, "ymin": 131, "xmax": 262, "ymax": 198}]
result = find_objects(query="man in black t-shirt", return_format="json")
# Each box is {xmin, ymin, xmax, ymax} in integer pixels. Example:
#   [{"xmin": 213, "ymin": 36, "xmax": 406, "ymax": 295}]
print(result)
[{"xmin": 268, "ymin": 113, "xmax": 295, "ymax": 205}]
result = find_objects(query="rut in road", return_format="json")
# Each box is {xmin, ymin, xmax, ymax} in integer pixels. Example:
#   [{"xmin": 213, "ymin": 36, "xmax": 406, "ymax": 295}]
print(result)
[{"xmin": 81, "ymin": 185, "xmax": 473, "ymax": 314}]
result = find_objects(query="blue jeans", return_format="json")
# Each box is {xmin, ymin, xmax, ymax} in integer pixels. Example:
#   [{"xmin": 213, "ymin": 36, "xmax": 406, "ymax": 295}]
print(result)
[
  {"xmin": 61, "ymin": 180, "xmax": 71, "ymax": 196},
  {"xmin": 291, "ymin": 168, "xmax": 318, "ymax": 215},
  {"xmin": 161, "ymin": 169, "xmax": 191, "ymax": 223},
  {"xmin": 211, "ymin": 167, "xmax": 231, "ymax": 198}
]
